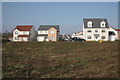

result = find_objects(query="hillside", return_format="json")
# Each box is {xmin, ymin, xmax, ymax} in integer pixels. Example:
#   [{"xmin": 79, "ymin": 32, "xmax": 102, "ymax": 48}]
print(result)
[{"xmin": 2, "ymin": 41, "xmax": 119, "ymax": 78}]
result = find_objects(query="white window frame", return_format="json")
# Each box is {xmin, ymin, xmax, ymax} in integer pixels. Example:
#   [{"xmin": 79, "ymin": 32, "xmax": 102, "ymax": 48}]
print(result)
[
  {"xmin": 101, "ymin": 21, "xmax": 106, "ymax": 27},
  {"xmin": 45, "ymin": 31, "xmax": 47, "ymax": 33},
  {"xmin": 87, "ymin": 30, "xmax": 92, "ymax": 32},
  {"xmin": 50, "ymin": 31, "xmax": 55, "ymax": 34},
  {"xmin": 101, "ymin": 30, "xmax": 106, "ymax": 33},
  {"xmin": 23, "ymin": 31, "xmax": 28, "ymax": 35},
  {"xmin": 87, "ymin": 36, "xmax": 92, "ymax": 39},
  {"xmin": 87, "ymin": 21, "xmax": 92, "ymax": 27},
  {"xmin": 101, "ymin": 36, "xmax": 106, "ymax": 39},
  {"xmin": 15, "ymin": 31, "xmax": 18, "ymax": 34},
  {"xmin": 40, "ymin": 31, "xmax": 43, "ymax": 33},
  {"xmin": 15, "ymin": 37, "xmax": 18, "ymax": 40},
  {"xmin": 95, "ymin": 30, "xmax": 98, "ymax": 33},
  {"xmin": 50, "ymin": 36, "xmax": 54, "ymax": 40}
]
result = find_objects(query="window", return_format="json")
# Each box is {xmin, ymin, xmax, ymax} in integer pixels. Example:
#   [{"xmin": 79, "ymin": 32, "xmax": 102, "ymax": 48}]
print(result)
[
  {"xmin": 50, "ymin": 31, "xmax": 55, "ymax": 34},
  {"xmin": 95, "ymin": 30, "xmax": 98, "ymax": 33},
  {"xmin": 101, "ymin": 30, "xmax": 105, "ymax": 32},
  {"xmin": 23, "ymin": 31, "xmax": 28, "ymax": 34},
  {"xmin": 101, "ymin": 36, "xmax": 105, "ymax": 39},
  {"xmin": 15, "ymin": 31, "xmax": 18, "ymax": 34},
  {"xmin": 101, "ymin": 21, "xmax": 106, "ymax": 27},
  {"xmin": 87, "ymin": 30, "xmax": 92, "ymax": 32},
  {"xmin": 40, "ymin": 31, "xmax": 43, "ymax": 33},
  {"xmin": 50, "ymin": 36, "xmax": 54, "ymax": 40},
  {"xmin": 45, "ymin": 31, "xmax": 47, "ymax": 33},
  {"xmin": 15, "ymin": 37, "xmax": 18, "ymax": 40},
  {"xmin": 87, "ymin": 36, "xmax": 91, "ymax": 39},
  {"xmin": 94, "ymin": 34, "xmax": 99, "ymax": 39},
  {"xmin": 87, "ymin": 21, "xmax": 93, "ymax": 27}
]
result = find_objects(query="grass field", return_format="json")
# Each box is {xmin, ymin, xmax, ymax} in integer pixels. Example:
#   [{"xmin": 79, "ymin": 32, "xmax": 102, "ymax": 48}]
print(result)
[{"xmin": 2, "ymin": 41, "xmax": 119, "ymax": 78}]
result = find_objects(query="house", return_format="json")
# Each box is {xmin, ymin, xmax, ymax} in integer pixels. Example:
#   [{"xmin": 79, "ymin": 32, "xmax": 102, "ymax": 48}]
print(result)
[
  {"xmin": 71, "ymin": 31, "xmax": 83, "ymax": 39},
  {"xmin": 13, "ymin": 25, "xmax": 36, "ymax": 42},
  {"xmin": 83, "ymin": 18, "xmax": 118, "ymax": 41},
  {"xmin": 115, "ymin": 29, "xmax": 120, "ymax": 40},
  {"xmin": 109, "ymin": 27, "xmax": 120, "ymax": 40},
  {"xmin": 108, "ymin": 27, "xmax": 118, "ymax": 41},
  {"xmin": 37, "ymin": 25, "xmax": 60, "ymax": 42}
]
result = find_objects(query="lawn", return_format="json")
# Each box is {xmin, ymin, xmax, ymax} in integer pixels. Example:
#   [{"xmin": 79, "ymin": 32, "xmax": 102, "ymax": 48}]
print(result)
[{"xmin": 2, "ymin": 41, "xmax": 119, "ymax": 78}]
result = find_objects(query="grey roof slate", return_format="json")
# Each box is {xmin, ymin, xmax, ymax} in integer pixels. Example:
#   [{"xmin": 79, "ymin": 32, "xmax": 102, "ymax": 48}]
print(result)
[
  {"xmin": 38, "ymin": 25, "xmax": 59, "ymax": 31},
  {"xmin": 83, "ymin": 18, "xmax": 109, "ymax": 28}
]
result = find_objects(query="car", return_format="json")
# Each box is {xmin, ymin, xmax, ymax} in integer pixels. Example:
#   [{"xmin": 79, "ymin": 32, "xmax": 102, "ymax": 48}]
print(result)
[
  {"xmin": 59, "ymin": 35, "xmax": 72, "ymax": 41},
  {"xmin": 71, "ymin": 37, "xmax": 86, "ymax": 42}
]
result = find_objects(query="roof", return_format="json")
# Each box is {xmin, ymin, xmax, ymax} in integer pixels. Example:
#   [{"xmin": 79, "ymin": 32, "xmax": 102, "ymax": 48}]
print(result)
[
  {"xmin": 14, "ymin": 25, "xmax": 33, "ymax": 31},
  {"xmin": 77, "ymin": 31, "xmax": 83, "ymax": 34},
  {"xmin": 38, "ymin": 25, "xmax": 59, "ymax": 31},
  {"xmin": 18, "ymin": 35, "xmax": 30, "ymax": 37},
  {"xmin": 109, "ymin": 27, "xmax": 120, "ymax": 31},
  {"xmin": 83, "ymin": 18, "xmax": 109, "ymax": 28},
  {"xmin": 115, "ymin": 29, "xmax": 120, "ymax": 31}
]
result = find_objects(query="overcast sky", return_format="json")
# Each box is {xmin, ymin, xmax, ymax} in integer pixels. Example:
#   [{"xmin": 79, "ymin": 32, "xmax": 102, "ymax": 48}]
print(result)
[{"xmin": 2, "ymin": 2, "xmax": 118, "ymax": 34}]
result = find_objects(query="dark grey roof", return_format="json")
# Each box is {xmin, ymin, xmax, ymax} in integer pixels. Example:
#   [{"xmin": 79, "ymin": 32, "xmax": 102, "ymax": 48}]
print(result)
[
  {"xmin": 38, "ymin": 25, "xmax": 59, "ymax": 31},
  {"xmin": 83, "ymin": 18, "xmax": 109, "ymax": 28},
  {"xmin": 38, "ymin": 34, "xmax": 48, "ymax": 36}
]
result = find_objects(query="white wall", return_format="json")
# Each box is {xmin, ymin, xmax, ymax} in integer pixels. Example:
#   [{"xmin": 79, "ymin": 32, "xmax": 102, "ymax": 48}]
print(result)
[
  {"xmin": 38, "ymin": 30, "xmax": 48, "ymax": 34},
  {"xmin": 13, "ymin": 29, "xmax": 19, "ymax": 41},
  {"xmin": 83, "ymin": 28, "xmax": 109, "ymax": 41},
  {"xmin": 37, "ymin": 36, "xmax": 45, "ymax": 42}
]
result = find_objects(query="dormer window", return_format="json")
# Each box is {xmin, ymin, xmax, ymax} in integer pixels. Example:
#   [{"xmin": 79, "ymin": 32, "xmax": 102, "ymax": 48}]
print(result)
[
  {"xmin": 87, "ymin": 21, "xmax": 92, "ymax": 27},
  {"xmin": 101, "ymin": 21, "xmax": 106, "ymax": 27}
]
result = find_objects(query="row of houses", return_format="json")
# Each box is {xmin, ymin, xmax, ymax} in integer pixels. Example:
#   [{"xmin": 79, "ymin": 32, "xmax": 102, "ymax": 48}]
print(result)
[
  {"xmin": 13, "ymin": 25, "xmax": 59, "ymax": 42},
  {"xmin": 13, "ymin": 18, "xmax": 120, "ymax": 42}
]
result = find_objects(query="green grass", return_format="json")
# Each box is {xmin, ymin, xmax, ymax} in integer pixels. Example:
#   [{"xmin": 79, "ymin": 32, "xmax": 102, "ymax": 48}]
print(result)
[{"xmin": 2, "ymin": 41, "xmax": 119, "ymax": 78}]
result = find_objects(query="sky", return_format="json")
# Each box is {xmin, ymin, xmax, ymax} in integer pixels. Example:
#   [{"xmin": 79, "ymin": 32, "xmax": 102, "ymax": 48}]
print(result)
[{"xmin": 2, "ymin": 2, "xmax": 118, "ymax": 34}]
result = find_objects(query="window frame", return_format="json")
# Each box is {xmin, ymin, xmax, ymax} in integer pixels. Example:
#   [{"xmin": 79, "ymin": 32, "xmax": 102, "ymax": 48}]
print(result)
[
  {"xmin": 50, "ymin": 31, "xmax": 55, "ymax": 34},
  {"xmin": 45, "ymin": 31, "xmax": 47, "ymax": 33},
  {"xmin": 87, "ymin": 21, "xmax": 93, "ymax": 27},
  {"xmin": 95, "ymin": 30, "xmax": 98, "ymax": 33},
  {"xmin": 23, "ymin": 31, "xmax": 28, "ymax": 34},
  {"xmin": 101, "ymin": 21, "xmax": 106, "ymax": 27},
  {"xmin": 50, "ymin": 36, "xmax": 54, "ymax": 40},
  {"xmin": 15, "ymin": 31, "xmax": 18, "ymax": 34},
  {"xmin": 87, "ymin": 30, "xmax": 92, "ymax": 32},
  {"xmin": 101, "ymin": 30, "xmax": 106, "ymax": 33},
  {"xmin": 101, "ymin": 36, "xmax": 106, "ymax": 39},
  {"xmin": 15, "ymin": 37, "xmax": 18, "ymax": 40},
  {"xmin": 87, "ymin": 36, "xmax": 92, "ymax": 39}
]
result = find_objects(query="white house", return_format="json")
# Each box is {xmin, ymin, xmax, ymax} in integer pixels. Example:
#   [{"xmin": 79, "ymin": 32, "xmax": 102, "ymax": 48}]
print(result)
[
  {"xmin": 71, "ymin": 31, "xmax": 83, "ymax": 39},
  {"xmin": 83, "ymin": 18, "xmax": 117, "ymax": 41},
  {"xmin": 37, "ymin": 25, "xmax": 60, "ymax": 42},
  {"xmin": 13, "ymin": 25, "xmax": 36, "ymax": 42},
  {"xmin": 108, "ymin": 27, "xmax": 118, "ymax": 41}
]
